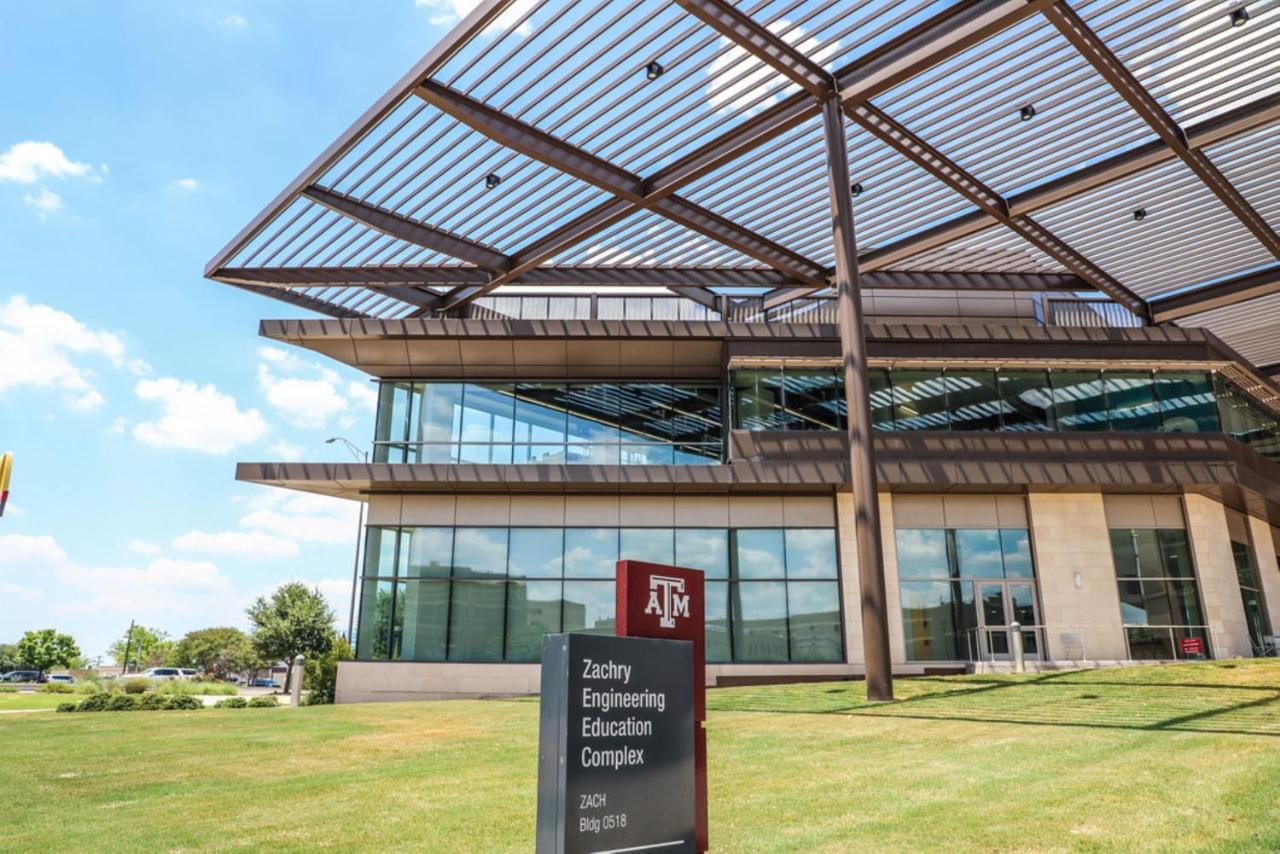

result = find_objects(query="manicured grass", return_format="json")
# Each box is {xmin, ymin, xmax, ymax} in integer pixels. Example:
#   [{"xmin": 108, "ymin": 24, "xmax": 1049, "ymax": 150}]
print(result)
[
  {"xmin": 2, "ymin": 660, "xmax": 1278, "ymax": 851},
  {"xmin": 0, "ymin": 692, "xmax": 68, "ymax": 711}
]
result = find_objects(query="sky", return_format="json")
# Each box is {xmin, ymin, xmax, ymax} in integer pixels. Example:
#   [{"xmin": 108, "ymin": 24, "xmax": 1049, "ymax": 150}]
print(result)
[{"xmin": 0, "ymin": 0, "xmax": 480, "ymax": 662}]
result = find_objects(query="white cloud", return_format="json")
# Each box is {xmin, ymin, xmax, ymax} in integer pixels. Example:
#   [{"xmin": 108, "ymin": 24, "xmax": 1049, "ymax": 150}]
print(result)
[
  {"xmin": 219, "ymin": 12, "xmax": 247, "ymax": 29},
  {"xmin": 240, "ymin": 491, "xmax": 359, "ymax": 545},
  {"xmin": 706, "ymin": 21, "xmax": 841, "ymax": 115},
  {"xmin": 128, "ymin": 539, "xmax": 162, "ymax": 556},
  {"xmin": 23, "ymin": 187, "xmax": 63, "ymax": 217},
  {"xmin": 169, "ymin": 177, "xmax": 200, "ymax": 191},
  {"xmin": 133, "ymin": 377, "xmax": 269, "ymax": 454},
  {"xmin": 256, "ymin": 346, "xmax": 375, "ymax": 430},
  {"xmin": 266, "ymin": 440, "xmax": 304, "ymax": 461},
  {"xmin": 173, "ymin": 529, "xmax": 299, "ymax": 560},
  {"xmin": 415, "ymin": 0, "xmax": 536, "ymax": 35},
  {"xmin": 0, "ymin": 295, "xmax": 127, "ymax": 411},
  {"xmin": 0, "ymin": 141, "xmax": 92, "ymax": 184}
]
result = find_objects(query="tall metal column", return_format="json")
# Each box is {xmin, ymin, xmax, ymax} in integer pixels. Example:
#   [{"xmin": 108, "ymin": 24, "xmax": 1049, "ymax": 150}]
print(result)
[{"xmin": 821, "ymin": 92, "xmax": 894, "ymax": 701}]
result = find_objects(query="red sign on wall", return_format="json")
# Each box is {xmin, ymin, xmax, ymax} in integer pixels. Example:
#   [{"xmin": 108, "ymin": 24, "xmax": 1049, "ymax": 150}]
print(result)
[
  {"xmin": 615, "ymin": 560, "xmax": 708, "ymax": 852},
  {"xmin": 1180, "ymin": 636, "xmax": 1204, "ymax": 656}
]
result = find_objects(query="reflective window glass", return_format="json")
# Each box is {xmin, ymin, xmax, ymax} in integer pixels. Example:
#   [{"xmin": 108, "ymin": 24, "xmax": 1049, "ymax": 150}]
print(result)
[
  {"xmin": 732, "ymin": 529, "xmax": 787, "ymax": 579},
  {"xmin": 1157, "ymin": 529, "xmax": 1194, "ymax": 578},
  {"xmin": 787, "ymin": 582, "xmax": 842, "ymax": 661},
  {"xmin": 731, "ymin": 581, "xmax": 788, "ymax": 661},
  {"xmin": 447, "ymin": 581, "xmax": 505, "ymax": 661},
  {"xmin": 997, "ymin": 371, "xmax": 1054, "ymax": 431},
  {"xmin": 1105, "ymin": 372, "xmax": 1159, "ymax": 432},
  {"xmin": 396, "ymin": 580, "xmax": 449, "ymax": 661},
  {"xmin": 451, "ymin": 528, "xmax": 508, "ymax": 578},
  {"xmin": 374, "ymin": 382, "xmax": 413, "ymax": 462},
  {"xmin": 356, "ymin": 578, "xmax": 395, "ymax": 660},
  {"xmin": 507, "ymin": 529, "xmax": 563, "ymax": 579},
  {"xmin": 1110, "ymin": 529, "xmax": 1139, "ymax": 578},
  {"xmin": 402, "ymin": 527, "xmax": 452, "ymax": 579},
  {"xmin": 895, "ymin": 529, "xmax": 950, "ymax": 579},
  {"xmin": 675, "ymin": 529, "xmax": 729, "ymax": 579},
  {"xmin": 869, "ymin": 368, "xmax": 894, "ymax": 430},
  {"xmin": 414, "ymin": 383, "xmax": 464, "ymax": 463},
  {"xmin": 784, "ymin": 369, "xmax": 844, "ymax": 430},
  {"xmin": 512, "ymin": 383, "xmax": 568, "ymax": 464},
  {"xmin": 564, "ymin": 529, "xmax": 618, "ymax": 578},
  {"xmin": 458, "ymin": 383, "xmax": 514, "ymax": 464},
  {"xmin": 620, "ymin": 528, "xmax": 674, "ymax": 564},
  {"xmin": 784, "ymin": 529, "xmax": 838, "ymax": 579},
  {"xmin": 705, "ymin": 581, "xmax": 732, "ymax": 663},
  {"xmin": 1155, "ymin": 372, "xmax": 1218, "ymax": 433},
  {"xmin": 890, "ymin": 370, "xmax": 951, "ymax": 431},
  {"xmin": 1000, "ymin": 529, "xmax": 1034, "ymax": 578},
  {"xmin": 504, "ymin": 580, "xmax": 563, "ymax": 662},
  {"xmin": 364, "ymin": 527, "xmax": 399, "ymax": 578},
  {"xmin": 946, "ymin": 370, "xmax": 1002, "ymax": 431},
  {"xmin": 562, "ymin": 581, "xmax": 616, "ymax": 635},
  {"xmin": 1051, "ymin": 371, "xmax": 1109, "ymax": 431},
  {"xmin": 954, "ymin": 530, "xmax": 1004, "ymax": 578},
  {"xmin": 900, "ymin": 581, "xmax": 960, "ymax": 661},
  {"xmin": 732, "ymin": 369, "xmax": 791, "ymax": 430}
]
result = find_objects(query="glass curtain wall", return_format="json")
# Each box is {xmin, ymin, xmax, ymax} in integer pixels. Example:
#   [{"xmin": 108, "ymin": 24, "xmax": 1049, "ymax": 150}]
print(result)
[
  {"xmin": 1230, "ymin": 539, "xmax": 1272, "ymax": 655},
  {"xmin": 375, "ymin": 381, "xmax": 723, "ymax": 465},
  {"xmin": 1108, "ymin": 529, "xmax": 1210, "ymax": 659},
  {"xmin": 895, "ymin": 527, "xmax": 1037, "ymax": 661},
  {"xmin": 356, "ymin": 526, "xmax": 842, "ymax": 664}
]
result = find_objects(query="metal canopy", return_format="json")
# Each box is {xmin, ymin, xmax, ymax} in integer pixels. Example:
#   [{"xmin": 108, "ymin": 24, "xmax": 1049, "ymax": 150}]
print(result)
[{"xmin": 207, "ymin": 0, "xmax": 1280, "ymax": 361}]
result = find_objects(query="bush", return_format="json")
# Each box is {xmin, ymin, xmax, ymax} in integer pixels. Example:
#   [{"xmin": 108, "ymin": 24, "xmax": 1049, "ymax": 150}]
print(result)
[
  {"xmin": 247, "ymin": 695, "xmax": 278, "ymax": 708},
  {"xmin": 122, "ymin": 678, "xmax": 152, "ymax": 695},
  {"xmin": 165, "ymin": 694, "xmax": 202, "ymax": 711},
  {"xmin": 0, "ymin": 686, "xmax": 16, "ymax": 693},
  {"xmin": 76, "ymin": 692, "xmax": 113, "ymax": 712},
  {"xmin": 304, "ymin": 635, "xmax": 353, "ymax": 706},
  {"xmin": 76, "ymin": 681, "xmax": 103, "ymax": 694},
  {"xmin": 137, "ymin": 693, "xmax": 169, "ymax": 711},
  {"xmin": 215, "ymin": 696, "xmax": 248, "ymax": 709},
  {"xmin": 107, "ymin": 694, "xmax": 137, "ymax": 712},
  {"xmin": 161, "ymin": 680, "xmax": 236, "ymax": 696},
  {"xmin": 56, "ymin": 702, "xmax": 78, "ymax": 713},
  {"xmin": 40, "ymin": 682, "xmax": 75, "ymax": 694}
]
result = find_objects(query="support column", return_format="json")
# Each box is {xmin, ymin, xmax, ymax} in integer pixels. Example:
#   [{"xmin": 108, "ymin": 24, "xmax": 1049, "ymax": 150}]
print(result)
[{"xmin": 821, "ymin": 93, "xmax": 893, "ymax": 701}]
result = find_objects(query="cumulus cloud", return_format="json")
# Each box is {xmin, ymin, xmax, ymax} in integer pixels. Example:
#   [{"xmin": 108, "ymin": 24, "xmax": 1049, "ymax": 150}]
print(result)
[
  {"xmin": 23, "ymin": 187, "xmax": 63, "ymax": 217},
  {"xmin": 415, "ymin": 0, "xmax": 536, "ymax": 35},
  {"xmin": 0, "ymin": 141, "xmax": 93, "ymax": 184},
  {"xmin": 133, "ymin": 377, "xmax": 269, "ymax": 453},
  {"xmin": 169, "ymin": 177, "xmax": 200, "ymax": 191},
  {"xmin": 256, "ymin": 346, "xmax": 375, "ymax": 430},
  {"xmin": 128, "ymin": 539, "xmax": 163, "ymax": 556},
  {"xmin": 173, "ymin": 529, "xmax": 299, "ymax": 560},
  {"xmin": 239, "ymin": 491, "xmax": 359, "ymax": 545},
  {"xmin": 0, "ymin": 295, "xmax": 128, "ymax": 411},
  {"xmin": 266, "ymin": 440, "xmax": 304, "ymax": 461},
  {"xmin": 706, "ymin": 21, "xmax": 840, "ymax": 115}
]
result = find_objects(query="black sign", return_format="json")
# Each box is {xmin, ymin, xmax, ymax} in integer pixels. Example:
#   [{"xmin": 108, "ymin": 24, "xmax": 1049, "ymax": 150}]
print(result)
[{"xmin": 536, "ymin": 633, "xmax": 695, "ymax": 854}]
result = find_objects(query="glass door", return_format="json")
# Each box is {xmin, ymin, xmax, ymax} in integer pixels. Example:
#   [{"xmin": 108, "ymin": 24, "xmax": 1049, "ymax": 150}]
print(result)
[{"xmin": 975, "ymin": 582, "xmax": 1041, "ymax": 660}]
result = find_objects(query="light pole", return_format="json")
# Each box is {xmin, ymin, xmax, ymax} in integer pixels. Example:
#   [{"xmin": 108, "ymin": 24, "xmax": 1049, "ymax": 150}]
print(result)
[{"xmin": 327, "ymin": 437, "xmax": 368, "ymax": 646}]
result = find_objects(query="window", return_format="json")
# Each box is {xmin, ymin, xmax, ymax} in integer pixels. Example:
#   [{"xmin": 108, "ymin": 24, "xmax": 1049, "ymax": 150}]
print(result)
[
  {"xmin": 1109, "ymin": 528, "xmax": 1210, "ymax": 660},
  {"xmin": 355, "ymin": 525, "xmax": 842, "ymax": 663},
  {"xmin": 1231, "ymin": 540, "xmax": 1272, "ymax": 655}
]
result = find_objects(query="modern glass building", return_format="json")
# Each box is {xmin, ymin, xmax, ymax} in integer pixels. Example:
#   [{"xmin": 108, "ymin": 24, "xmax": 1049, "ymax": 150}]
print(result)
[{"xmin": 209, "ymin": 0, "xmax": 1280, "ymax": 701}]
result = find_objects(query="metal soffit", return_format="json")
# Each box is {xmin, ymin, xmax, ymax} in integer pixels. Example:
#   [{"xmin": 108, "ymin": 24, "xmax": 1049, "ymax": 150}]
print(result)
[{"xmin": 206, "ymin": 0, "xmax": 1280, "ymax": 361}]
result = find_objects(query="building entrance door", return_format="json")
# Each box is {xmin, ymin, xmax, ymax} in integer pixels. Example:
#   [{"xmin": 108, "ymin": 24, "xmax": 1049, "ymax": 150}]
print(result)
[{"xmin": 975, "ymin": 582, "xmax": 1040, "ymax": 660}]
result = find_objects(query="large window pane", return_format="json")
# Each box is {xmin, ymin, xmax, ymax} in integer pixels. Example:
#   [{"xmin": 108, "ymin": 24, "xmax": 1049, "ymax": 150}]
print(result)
[
  {"xmin": 504, "ymin": 580, "xmax": 562, "ymax": 662},
  {"xmin": 1105, "ymin": 372, "xmax": 1160, "ymax": 432},
  {"xmin": 402, "ymin": 527, "xmax": 452, "ymax": 579},
  {"xmin": 732, "ymin": 369, "xmax": 791, "ymax": 430},
  {"xmin": 784, "ymin": 529, "xmax": 838, "ymax": 579},
  {"xmin": 566, "ymin": 383, "xmax": 621, "ymax": 445},
  {"xmin": 374, "ymin": 382, "xmax": 413, "ymax": 462},
  {"xmin": 451, "ymin": 528, "xmax": 508, "ymax": 578},
  {"xmin": 620, "ymin": 528, "xmax": 674, "ymax": 564},
  {"xmin": 356, "ymin": 578, "xmax": 395, "ymax": 660},
  {"xmin": 705, "ymin": 581, "xmax": 732, "ymax": 663},
  {"xmin": 900, "ymin": 581, "xmax": 960, "ymax": 661},
  {"xmin": 458, "ymin": 384, "xmax": 514, "ymax": 464},
  {"xmin": 889, "ymin": 370, "xmax": 951, "ymax": 431},
  {"xmin": 731, "ymin": 581, "xmax": 788, "ymax": 661},
  {"xmin": 512, "ymin": 383, "xmax": 568, "ymax": 464},
  {"xmin": 1110, "ymin": 529, "xmax": 1139, "ymax": 578},
  {"xmin": 997, "ymin": 371, "xmax": 1054, "ymax": 432},
  {"xmin": 675, "ymin": 529, "xmax": 729, "ymax": 579},
  {"xmin": 395, "ymin": 580, "xmax": 448, "ymax": 661},
  {"xmin": 954, "ymin": 530, "xmax": 1004, "ymax": 578},
  {"xmin": 869, "ymin": 368, "xmax": 894, "ymax": 430},
  {"xmin": 732, "ymin": 529, "xmax": 786, "ymax": 579},
  {"xmin": 1126, "ymin": 627, "xmax": 1174, "ymax": 660},
  {"xmin": 447, "ymin": 581, "xmax": 505, "ymax": 661},
  {"xmin": 1155, "ymin": 371, "xmax": 1218, "ymax": 433},
  {"xmin": 783, "ymin": 369, "xmax": 843, "ymax": 430},
  {"xmin": 414, "ymin": 383, "xmax": 464, "ymax": 463},
  {"xmin": 895, "ymin": 529, "xmax": 950, "ymax": 579},
  {"xmin": 1157, "ymin": 529, "xmax": 1194, "ymax": 578},
  {"xmin": 946, "ymin": 370, "xmax": 1002, "ymax": 431},
  {"xmin": 507, "ymin": 528, "xmax": 563, "ymax": 579},
  {"xmin": 562, "ymin": 581, "xmax": 616, "ymax": 635},
  {"xmin": 1232, "ymin": 540, "xmax": 1260, "ymax": 587},
  {"xmin": 787, "ymin": 582, "xmax": 842, "ymax": 661},
  {"xmin": 1051, "ymin": 371, "xmax": 1109, "ymax": 431},
  {"xmin": 564, "ymin": 529, "xmax": 618, "ymax": 578},
  {"xmin": 364, "ymin": 527, "xmax": 399, "ymax": 578},
  {"xmin": 668, "ymin": 384, "xmax": 723, "ymax": 462},
  {"xmin": 1000, "ymin": 529, "xmax": 1034, "ymax": 578}
]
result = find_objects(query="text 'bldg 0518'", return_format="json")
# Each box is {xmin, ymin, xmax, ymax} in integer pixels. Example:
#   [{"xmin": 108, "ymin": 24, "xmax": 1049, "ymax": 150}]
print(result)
[{"xmin": 208, "ymin": 0, "xmax": 1280, "ymax": 701}]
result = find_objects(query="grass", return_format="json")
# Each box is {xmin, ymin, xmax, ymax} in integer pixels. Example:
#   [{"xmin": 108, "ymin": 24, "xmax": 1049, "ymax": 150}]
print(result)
[
  {"xmin": 0, "ymin": 692, "xmax": 68, "ymax": 711},
  {"xmin": 1, "ymin": 660, "xmax": 1278, "ymax": 851}
]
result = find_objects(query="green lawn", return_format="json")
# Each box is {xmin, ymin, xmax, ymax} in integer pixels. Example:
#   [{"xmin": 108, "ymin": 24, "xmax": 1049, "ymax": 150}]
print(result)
[
  {"xmin": 0, "ymin": 692, "xmax": 70, "ymax": 711},
  {"xmin": 2, "ymin": 660, "xmax": 1278, "ymax": 851}
]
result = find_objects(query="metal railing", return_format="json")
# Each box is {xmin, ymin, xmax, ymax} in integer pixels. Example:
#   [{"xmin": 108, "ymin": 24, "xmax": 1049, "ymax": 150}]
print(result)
[{"xmin": 372, "ymin": 440, "xmax": 723, "ymax": 465}]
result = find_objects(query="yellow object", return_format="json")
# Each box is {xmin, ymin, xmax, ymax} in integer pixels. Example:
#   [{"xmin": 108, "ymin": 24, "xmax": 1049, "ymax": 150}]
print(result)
[{"xmin": 0, "ymin": 452, "xmax": 12, "ymax": 517}]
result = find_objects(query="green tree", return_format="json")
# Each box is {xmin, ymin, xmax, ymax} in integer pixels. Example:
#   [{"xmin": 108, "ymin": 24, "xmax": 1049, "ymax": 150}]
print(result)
[
  {"xmin": 173, "ymin": 627, "xmax": 254, "ymax": 680},
  {"xmin": 304, "ymin": 635, "xmax": 353, "ymax": 704},
  {"xmin": 108, "ymin": 625, "xmax": 175, "ymax": 672},
  {"xmin": 15, "ymin": 629, "xmax": 81, "ymax": 676},
  {"xmin": 0, "ymin": 643, "xmax": 20, "ymax": 672},
  {"xmin": 247, "ymin": 583, "xmax": 336, "ymax": 692}
]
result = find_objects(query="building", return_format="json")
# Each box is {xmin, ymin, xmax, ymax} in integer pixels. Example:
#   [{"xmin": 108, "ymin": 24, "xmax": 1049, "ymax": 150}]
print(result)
[{"xmin": 206, "ymin": 1, "xmax": 1280, "ymax": 702}]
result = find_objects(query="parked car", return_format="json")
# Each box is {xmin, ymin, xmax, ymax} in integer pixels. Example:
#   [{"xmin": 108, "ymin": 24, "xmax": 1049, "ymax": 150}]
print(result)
[
  {"xmin": 132, "ymin": 667, "xmax": 187, "ymax": 681},
  {"xmin": 0, "ymin": 671, "xmax": 41, "ymax": 683},
  {"xmin": 46, "ymin": 674, "xmax": 77, "ymax": 685},
  {"xmin": 252, "ymin": 678, "xmax": 280, "ymax": 689},
  {"xmin": 178, "ymin": 668, "xmax": 199, "ymax": 679}
]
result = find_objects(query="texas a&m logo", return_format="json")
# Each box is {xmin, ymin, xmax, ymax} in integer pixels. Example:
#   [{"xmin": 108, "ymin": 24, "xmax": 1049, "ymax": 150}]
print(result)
[{"xmin": 644, "ymin": 574, "xmax": 691, "ymax": 629}]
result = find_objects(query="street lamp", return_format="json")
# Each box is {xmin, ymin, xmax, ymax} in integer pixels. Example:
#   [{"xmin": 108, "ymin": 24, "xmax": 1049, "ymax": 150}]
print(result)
[{"xmin": 326, "ymin": 437, "xmax": 369, "ymax": 645}]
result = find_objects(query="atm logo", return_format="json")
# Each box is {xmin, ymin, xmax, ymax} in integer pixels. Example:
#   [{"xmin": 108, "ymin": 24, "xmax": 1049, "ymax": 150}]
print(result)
[{"xmin": 644, "ymin": 574, "xmax": 690, "ymax": 629}]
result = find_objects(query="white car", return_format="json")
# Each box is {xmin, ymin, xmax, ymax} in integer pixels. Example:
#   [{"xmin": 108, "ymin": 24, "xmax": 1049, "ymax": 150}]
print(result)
[
  {"xmin": 132, "ymin": 667, "xmax": 197, "ymax": 681},
  {"xmin": 46, "ymin": 674, "xmax": 77, "ymax": 685}
]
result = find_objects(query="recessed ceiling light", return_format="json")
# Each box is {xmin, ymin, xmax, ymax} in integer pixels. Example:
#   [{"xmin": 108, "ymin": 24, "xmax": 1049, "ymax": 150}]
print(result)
[
  {"xmin": 850, "ymin": 182, "xmax": 864, "ymax": 197},
  {"xmin": 1133, "ymin": 207, "xmax": 1147, "ymax": 222},
  {"xmin": 645, "ymin": 61, "xmax": 664, "ymax": 81},
  {"xmin": 485, "ymin": 173, "xmax": 501, "ymax": 190},
  {"xmin": 1230, "ymin": 6, "xmax": 1250, "ymax": 26},
  {"xmin": 1019, "ymin": 104, "xmax": 1037, "ymax": 122}
]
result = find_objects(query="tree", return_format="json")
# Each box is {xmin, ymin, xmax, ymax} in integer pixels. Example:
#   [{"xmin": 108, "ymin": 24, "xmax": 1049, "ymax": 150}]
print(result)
[
  {"xmin": 0, "ymin": 643, "xmax": 19, "ymax": 672},
  {"xmin": 173, "ymin": 627, "xmax": 253, "ymax": 680},
  {"xmin": 15, "ymin": 629, "xmax": 81, "ymax": 676},
  {"xmin": 304, "ymin": 635, "xmax": 353, "ymax": 705},
  {"xmin": 108, "ymin": 625, "xmax": 174, "ymax": 671},
  {"xmin": 247, "ymin": 583, "xmax": 336, "ymax": 692}
]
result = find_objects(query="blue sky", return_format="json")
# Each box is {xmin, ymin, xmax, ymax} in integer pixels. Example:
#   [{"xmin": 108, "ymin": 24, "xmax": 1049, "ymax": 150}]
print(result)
[{"xmin": 0, "ymin": 1, "xmax": 474, "ymax": 661}]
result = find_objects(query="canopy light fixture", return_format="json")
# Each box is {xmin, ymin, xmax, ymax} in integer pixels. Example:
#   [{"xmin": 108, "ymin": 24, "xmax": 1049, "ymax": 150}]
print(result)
[
  {"xmin": 1133, "ymin": 207, "xmax": 1147, "ymax": 222},
  {"xmin": 1230, "ymin": 6, "xmax": 1250, "ymax": 26},
  {"xmin": 1019, "ymin": 104, "xmax": 1037, "ymax": 122},
  {"xmin": 645, "ymin": 61, "xmax": 664, "ymax": 81},
  {"xmin": 850, "ymin": 182, "xmax": 864, "ymax": 197},
  {"xmin": 484, "ymin": 173, "xmax": 501, "ymax": 190}
]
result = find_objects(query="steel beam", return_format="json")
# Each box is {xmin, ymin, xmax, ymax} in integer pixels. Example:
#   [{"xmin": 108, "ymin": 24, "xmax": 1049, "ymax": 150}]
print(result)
[
  {"xmin": 302, "ymin": 186, "xmax": 511, "ymax": 271},
  {"xmin": 1045, "ymin": 1, "xmax": 1280, "ymax": 260},
  {"xmin": 228, "ymin": 284, "xmax": 368, "ymax": 319},
  {"xmin": 1151, "ymin": 266, "xmax": 1280, "ymax": 324},
  {"xmin": 822, "ymin": 93, "xmax": 893, "ymax": 702}
]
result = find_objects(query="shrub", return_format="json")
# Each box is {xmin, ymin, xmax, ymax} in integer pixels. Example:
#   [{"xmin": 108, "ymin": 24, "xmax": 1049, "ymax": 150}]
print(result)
[
  {"xmin": 215, "ymin": 696, "xmax": 248, "ymax": 709},
  {"xmin": 137, "ymin": 693, "xmax": 169, "ymax": 711},
  {"xmin": 75, "ymin": 681, "xmax": 102, "ymax": 694},
  {"xmin": 162, "ymin": 680, "xmax": 236, "ymax": 696},
  {"xmin": 0, "ymin": 686, "xmax": 16, "ymax": 693},
  {"xmin": 247, "ymin": 695, "xmax": 278, "ymax": 708},
  {"xmin": 107, "ymin": 694, "xmax": 137, "ymax": 712},
  {"xmin": 304, "ymin": 635, "xmax": 353, "ymax": 706},
  {"xmin": 76, "ymin": 692, "xmax": 113, "ymax": 712},
  {"xmin": 56, "ymin": 702, "xmax": 78, "ymax": 713},
  {"xmin": 165, "ymin": 694, "xmax": 202, "ymax": 711},
  {"xmin": 40, "ymin": 682, "xmax": 75, "ymax": 694},
  {"xmin": 122, "ymin": 678, "xmax": 152, "ymax": 695}
]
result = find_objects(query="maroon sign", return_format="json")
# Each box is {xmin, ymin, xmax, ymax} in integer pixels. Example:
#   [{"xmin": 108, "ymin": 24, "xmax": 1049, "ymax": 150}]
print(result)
[
  {"xmin": 616, "ymin": 560, "xmax": 708, "ymax": 852},
  {"xmin": 1180, "ymin": 636, "xmax": 1204, "ymax": 656}
]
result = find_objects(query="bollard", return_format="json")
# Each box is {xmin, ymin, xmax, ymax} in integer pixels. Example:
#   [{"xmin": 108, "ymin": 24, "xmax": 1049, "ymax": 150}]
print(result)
[
  {"xmin": 291, "ymin": 655, "xmax": 304, "ymax": 707},
  {"xmin": 1010, "ymin": 621, "xmax": 1025, "ymax": 674}
]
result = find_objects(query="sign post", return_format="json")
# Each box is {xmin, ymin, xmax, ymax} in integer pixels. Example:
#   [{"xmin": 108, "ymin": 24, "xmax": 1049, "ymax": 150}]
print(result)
[
  {"xmin": 615, "ymin": 560, "xmax": 708, "ymax": 852},
  {"xmin": 536, "ymin": 633, "xmax": 696, "ymax": 853}
]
